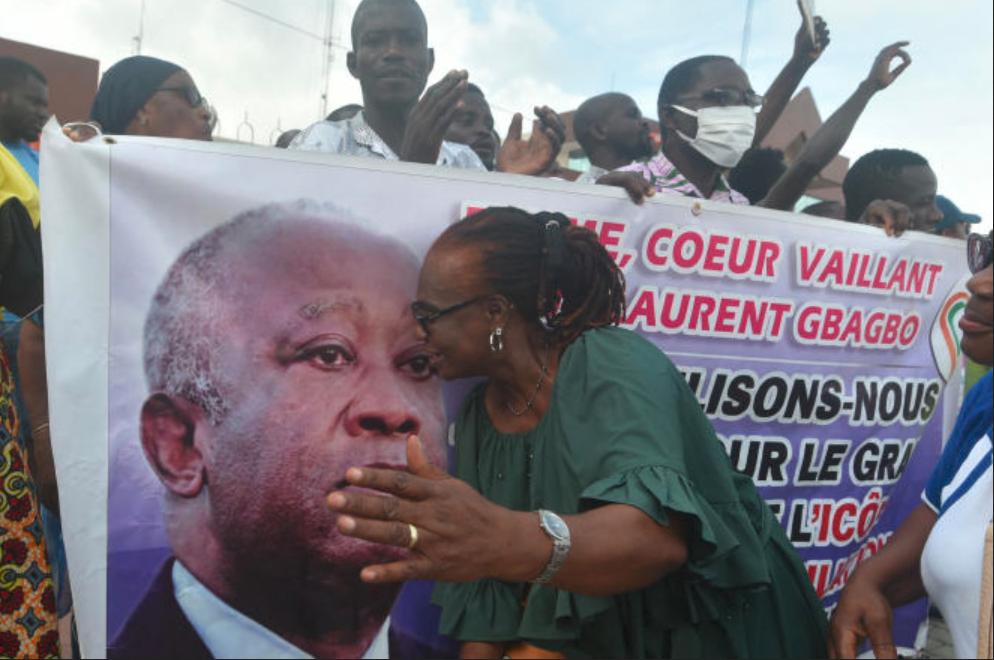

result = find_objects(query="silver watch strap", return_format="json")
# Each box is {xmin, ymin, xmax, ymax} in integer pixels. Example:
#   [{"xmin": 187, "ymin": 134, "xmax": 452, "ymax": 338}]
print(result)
[{"xmin": 533, "ymin": 510, "xmax": 571, "ymax": 584}]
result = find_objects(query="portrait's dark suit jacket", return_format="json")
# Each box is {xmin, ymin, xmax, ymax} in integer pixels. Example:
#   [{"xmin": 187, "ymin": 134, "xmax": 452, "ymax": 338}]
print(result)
[{"xmin": 107, "ymin": 558, "xmax": 212, "ymax": 660}]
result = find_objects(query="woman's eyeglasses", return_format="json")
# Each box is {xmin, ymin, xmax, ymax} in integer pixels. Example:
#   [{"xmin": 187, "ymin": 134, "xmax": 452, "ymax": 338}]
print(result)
[
  {"xmin": 967, "ymin": 232, "xmax": 993, "ymax": 274},
  {"xmin": 411, "ymin": 296, "xmax": 487, "ymax": 333}
]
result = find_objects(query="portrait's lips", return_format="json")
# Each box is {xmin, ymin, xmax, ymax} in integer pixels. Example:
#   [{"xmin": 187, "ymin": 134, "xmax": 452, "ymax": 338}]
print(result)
[{"xmin": 959, "ymin": 308, "xmax": 992, "ymax": 335}]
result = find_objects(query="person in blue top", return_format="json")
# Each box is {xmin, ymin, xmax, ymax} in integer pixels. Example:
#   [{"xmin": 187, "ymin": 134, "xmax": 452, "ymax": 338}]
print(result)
[{"xmin": 830, "ymin": 230, "xmax": 994, "ymax": 659}]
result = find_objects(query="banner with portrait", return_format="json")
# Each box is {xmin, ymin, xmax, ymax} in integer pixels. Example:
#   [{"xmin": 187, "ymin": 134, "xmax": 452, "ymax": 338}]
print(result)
[{"xmin": 40, "ymin": 123, "xmax": 969, "ymax": 657}]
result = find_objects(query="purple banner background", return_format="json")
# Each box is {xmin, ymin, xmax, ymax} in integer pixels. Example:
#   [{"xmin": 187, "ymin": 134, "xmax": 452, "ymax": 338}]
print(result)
[{"xmin": 99, "ymin": 142, "xmax": 968, "ymax": 651}]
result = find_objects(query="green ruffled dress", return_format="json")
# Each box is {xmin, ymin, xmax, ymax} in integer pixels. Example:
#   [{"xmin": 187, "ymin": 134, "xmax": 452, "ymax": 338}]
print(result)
[{"xmin": 433, "ymin": 327, "xmax": 828, "ymax": 658}]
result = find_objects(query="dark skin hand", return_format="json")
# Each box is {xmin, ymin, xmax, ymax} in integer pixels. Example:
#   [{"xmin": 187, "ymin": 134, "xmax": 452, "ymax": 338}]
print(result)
[
  {"xmin": 860, "ymin": 199, "xmax": 912, "ymax": 237},
  {"xmin": 754, "ymin": 2, "xmax": 830, "ymax": 146},
  {"xmin": 760, "ymin": 41, "xmax": 911, "ymax": 211},
  {"xmin": 496, "ymin": 106, "xmax": 566, "ymax": 175},
  {"xmin": 400, "ymin": 70, "xmax": 470, "ymax": 164},
  {"xmin": 595, "ymin": 171, "xmax": 656, "ymax": 204},
  {"xmin": 828, "ymin": 504, "xmax": 936, "ymax": 659},
  {"xmin": 327, "ymin": 436, "xmax": 689, "ymax": 595}
]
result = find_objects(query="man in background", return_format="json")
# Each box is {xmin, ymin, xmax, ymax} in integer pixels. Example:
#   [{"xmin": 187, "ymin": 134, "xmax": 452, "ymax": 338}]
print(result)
[{"xmin": 572, "ymin": 93, "xmax": 654, "ymax": 184}]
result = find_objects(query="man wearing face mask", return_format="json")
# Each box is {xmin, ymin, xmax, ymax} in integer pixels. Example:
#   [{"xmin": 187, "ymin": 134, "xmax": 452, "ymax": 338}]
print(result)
[{"xmin": 617, "ymin": 55, "xmax": 757, "ymax": 203}]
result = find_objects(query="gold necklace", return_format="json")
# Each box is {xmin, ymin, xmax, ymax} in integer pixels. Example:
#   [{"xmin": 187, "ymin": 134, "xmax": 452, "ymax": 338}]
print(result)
[{"xmin": 506, "ymin": 345, "xmax": 551, "ymax": 417}]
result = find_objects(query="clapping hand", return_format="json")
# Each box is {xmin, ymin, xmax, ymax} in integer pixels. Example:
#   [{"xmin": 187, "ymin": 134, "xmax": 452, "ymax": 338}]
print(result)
[
  {"xmin": 496, "ymin": 106, "xmax": 566, "ymax": 175},
  {"xmin": 400, "ymin": 70, "xmax": 469, "ymax": 164}
]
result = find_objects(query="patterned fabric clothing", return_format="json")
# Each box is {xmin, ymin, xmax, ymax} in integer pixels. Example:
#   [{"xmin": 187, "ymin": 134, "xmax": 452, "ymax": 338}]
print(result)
[
  {"xmin": 617, "ymin": 152, "xmax": 749, "ymax": 204},
  {"xmin": 574, "ymin": 165, "xmax": 608, "ymax": 185},
  {"xmin": 0, "ymin": 344, "xmax": 57, "ymax": 659},
  {"xmin": 290, "ymin": 111, "xmax": 486, "ymax": 170}
]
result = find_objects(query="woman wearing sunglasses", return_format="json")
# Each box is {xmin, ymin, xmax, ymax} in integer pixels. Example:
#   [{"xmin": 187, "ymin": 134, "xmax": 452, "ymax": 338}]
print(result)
[
  {"xmin": 830, "ymin": 231, "xmax": 994, "ymax": 660},
  {"xmin": 327, "ymin": 207, "xmax": 828, "ymax": 659},
  {"xmin": 76, "ymin": 55, "xmax": 214, "ymax": 141}
]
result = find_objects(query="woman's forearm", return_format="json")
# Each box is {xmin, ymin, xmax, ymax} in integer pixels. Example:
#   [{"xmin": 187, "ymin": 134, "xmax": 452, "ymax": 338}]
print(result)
[
  {"xmin": 17, "ymin": 319, "xmax": 58, "ymax": 511},
  {"xmin": 494, "ymin": 504, "xmax": 689, "ymax": 597},
  {"xmin": 848, "ymin": 503, "xmax": 936, "ymax": 606}
]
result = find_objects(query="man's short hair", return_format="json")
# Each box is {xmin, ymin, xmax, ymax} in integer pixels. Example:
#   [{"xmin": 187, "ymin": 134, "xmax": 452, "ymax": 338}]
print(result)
[
  {"xmin": 573, "ymin": 92, "xmax": 629, "ymax": 156},
  {"xmin": 465, "ymin": 83, "xmax": 485, "ymax": 97},
  {"xmin": 0, "ymin": 57, "xmax": 47, "ymax": 93},
  {"xmin": 657, "ymin": 55, "xmax": 734, "ymax": 111},
  {"xmin": 842, "ymin": 148, "xmax": 930, "ymax": 221},
  {"xmin": 143, "ymin": 201, "xmax": 371, "ymax": 424},
  {"xmin": 350, "ymin": 0, "xmax": 428, "ymax": 49},
  {"xmin": 728, "ymin": 148, "xmax": 787, "ymax": 205}
]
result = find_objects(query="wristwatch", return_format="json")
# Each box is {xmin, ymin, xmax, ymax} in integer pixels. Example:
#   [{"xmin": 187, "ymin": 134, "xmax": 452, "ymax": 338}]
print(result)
[{"xmin": 533, "ymin": 509, "xmax": 572, "ymax": 584}]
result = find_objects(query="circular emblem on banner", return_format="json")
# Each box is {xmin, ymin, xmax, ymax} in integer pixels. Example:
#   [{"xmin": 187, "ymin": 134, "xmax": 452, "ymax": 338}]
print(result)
[{"xmin": 930, "ymin": 274, "xmax": 971, "ymax": 382}]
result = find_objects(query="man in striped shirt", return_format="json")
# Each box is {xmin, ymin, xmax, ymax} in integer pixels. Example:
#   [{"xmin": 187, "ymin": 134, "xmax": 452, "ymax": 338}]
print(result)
[{"xmin": 617, "ymin": 55, "xmax": 755, "ymax": 204}]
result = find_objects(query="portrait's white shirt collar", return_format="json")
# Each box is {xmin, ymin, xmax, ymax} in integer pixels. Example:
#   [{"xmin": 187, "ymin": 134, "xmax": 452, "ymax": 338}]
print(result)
[{"xmin": 172, "ymin": 561, "xmax": 390, "ymax": 659}]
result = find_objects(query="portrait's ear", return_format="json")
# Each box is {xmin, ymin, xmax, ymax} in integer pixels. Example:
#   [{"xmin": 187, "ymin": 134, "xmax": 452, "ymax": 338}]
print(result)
[{"xmin": 140, "ymin": 393, "xmax": 207, "ymax": 498}]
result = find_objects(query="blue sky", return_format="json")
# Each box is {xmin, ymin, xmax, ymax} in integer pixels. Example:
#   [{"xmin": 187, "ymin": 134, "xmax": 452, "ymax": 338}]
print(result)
[{"xmin": 4, "ymin": 0, "xmax": 992, "ymax": 229}]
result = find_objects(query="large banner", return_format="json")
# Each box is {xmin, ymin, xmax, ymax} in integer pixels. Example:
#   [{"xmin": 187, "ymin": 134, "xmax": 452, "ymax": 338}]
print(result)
[{"xmin": 40, "ymin": 123, "xmax": 969, "ymax": 658}]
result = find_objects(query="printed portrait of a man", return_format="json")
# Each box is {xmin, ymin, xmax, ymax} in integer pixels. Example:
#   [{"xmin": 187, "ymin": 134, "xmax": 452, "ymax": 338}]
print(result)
[{"xmin": 108, "ymin": 201, "xmax": 446, "ymax": 659}]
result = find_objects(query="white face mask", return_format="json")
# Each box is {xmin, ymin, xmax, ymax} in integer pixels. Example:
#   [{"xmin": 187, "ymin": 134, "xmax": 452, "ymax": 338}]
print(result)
[{"xmin": 670, "ymin": 105, "xmax": 756, "ymax": 168}]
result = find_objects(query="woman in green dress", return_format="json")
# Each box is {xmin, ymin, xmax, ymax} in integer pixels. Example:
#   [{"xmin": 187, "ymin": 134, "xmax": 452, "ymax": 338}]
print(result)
[{"xmin": 326, "ymin": 207, "xmax": 828, "ymax": 658}]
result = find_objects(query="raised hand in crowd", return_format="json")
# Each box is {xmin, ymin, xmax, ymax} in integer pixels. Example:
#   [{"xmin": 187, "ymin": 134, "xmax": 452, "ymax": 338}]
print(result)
[
  {"xmin": 865, "ymin": 40, "xmax": 912, "ymax": 91},
  {"xmin": 400, "ymin": 70, "xmax": 470, "ymax": 164},
  {"xmin": 759, "ymin": 41, "xmax": 912, "ymax": 211},
  {"xmin": 495, "ymin": 106, "xmax": 566, "ymax": 175},
  {"xmin": 753, "ymin": 2, "xmax": 830, "ymax": 146},
  {"xmin": 860, "ymin": 199, "xmax": 912, "ymax": 236}
]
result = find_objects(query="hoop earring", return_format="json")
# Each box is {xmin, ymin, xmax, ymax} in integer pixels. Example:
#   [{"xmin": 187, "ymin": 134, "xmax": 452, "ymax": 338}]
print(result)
[{"xmin": 489, "ymin": 327, "xmax": 504, "ymax": 353}]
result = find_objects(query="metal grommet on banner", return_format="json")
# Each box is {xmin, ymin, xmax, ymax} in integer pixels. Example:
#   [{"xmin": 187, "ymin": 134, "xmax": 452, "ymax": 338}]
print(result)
[{"xmin": 691, "ymin": 201, "xmax": 704, "ymax": 217}]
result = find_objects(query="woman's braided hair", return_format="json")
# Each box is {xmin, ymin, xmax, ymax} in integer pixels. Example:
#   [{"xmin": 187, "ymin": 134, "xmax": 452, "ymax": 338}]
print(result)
[{"xmin": 437, "ymin": 206, "xmax": 627, "ymax": 342}]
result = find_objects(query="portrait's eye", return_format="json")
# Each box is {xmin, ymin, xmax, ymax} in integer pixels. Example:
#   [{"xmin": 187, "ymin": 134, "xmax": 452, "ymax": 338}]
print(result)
[
  {"xmin": 299, "ymin": 343, "xmax": 356, "ymax": 370},
  {"xmin": 398, "ymin": 352, "xmax": 435, "ymax": 381}
]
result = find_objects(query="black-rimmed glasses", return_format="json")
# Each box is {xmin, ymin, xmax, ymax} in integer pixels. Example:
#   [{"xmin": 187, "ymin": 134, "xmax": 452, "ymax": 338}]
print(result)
[
  {"xmin": 411, "ymin": 296, "xmax": 487, "ymax": 333},
  {"xmin": 967, "ymin": 232, "xmax": 993, "ymax": 274},
  {"xmin": 676, "ymin": 89, "xmax": 765, "ymax": 108}
]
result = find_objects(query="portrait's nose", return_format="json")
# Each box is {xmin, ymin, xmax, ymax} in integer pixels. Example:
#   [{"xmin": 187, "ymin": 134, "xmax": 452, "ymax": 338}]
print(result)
[{"xmin": 345, "ymin": 369, "xmax": 422, "ymax": 438}]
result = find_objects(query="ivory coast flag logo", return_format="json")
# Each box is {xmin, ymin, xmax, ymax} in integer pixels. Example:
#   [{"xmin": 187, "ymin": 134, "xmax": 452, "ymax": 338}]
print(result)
[{"xmin": 930, "ymin": 274, "xmax": 971, "ymax": 382}]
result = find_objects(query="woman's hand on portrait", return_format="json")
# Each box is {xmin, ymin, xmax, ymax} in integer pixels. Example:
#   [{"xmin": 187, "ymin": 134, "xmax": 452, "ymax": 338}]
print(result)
[{"xmin": 327, "ymin": 436, "xmax": 529, "ymax": 584}]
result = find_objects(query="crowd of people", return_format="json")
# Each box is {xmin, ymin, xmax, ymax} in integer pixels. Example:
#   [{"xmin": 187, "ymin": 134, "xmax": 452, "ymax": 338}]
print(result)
[{"xmin": 0, "ymin": 0, "xmax": 991, "ymax": 658}]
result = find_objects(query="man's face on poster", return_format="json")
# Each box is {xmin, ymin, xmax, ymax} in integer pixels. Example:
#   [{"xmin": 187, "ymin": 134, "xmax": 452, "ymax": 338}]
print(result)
[{"xmin": 193, "ymin": 223, "xmax": 445, "ymax": 579}]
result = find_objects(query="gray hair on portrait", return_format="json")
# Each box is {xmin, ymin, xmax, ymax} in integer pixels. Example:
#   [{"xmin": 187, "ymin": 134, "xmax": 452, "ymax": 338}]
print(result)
[{"xmin": 142, "ymin": 199, "xmax": 391, "ymax": 425}]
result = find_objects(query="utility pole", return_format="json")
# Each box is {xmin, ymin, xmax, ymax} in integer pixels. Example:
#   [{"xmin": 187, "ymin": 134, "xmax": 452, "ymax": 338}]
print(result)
[
  {"xmin": 319, "ymin": 0, "xmax": 336, "ymax": 118},
  {"xmin": 133, "ymin": 0, "xmax": 147, "ymax": 54},
  {"xmin": 740, "ymin": 0, "xmax": 755, "ymax": 68}
]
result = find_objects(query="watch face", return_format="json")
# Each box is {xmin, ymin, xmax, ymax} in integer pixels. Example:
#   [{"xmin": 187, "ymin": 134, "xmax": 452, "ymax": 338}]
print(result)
[{"xmin": 542, "ymin": 512, "xmax": 570, "ymax": 540}]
